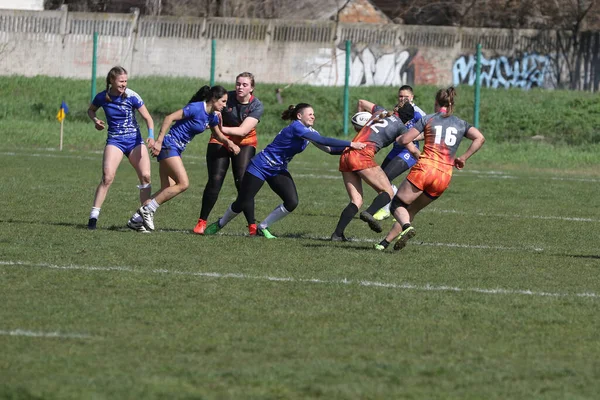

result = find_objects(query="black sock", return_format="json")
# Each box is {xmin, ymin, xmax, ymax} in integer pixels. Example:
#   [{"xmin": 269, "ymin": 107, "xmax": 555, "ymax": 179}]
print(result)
[
  {"xmin": 365, "ymin": 192, "xmax": 391, "ymax": 215},
  {"xmin": 402, "ymin": 223, "xmax": 411, "ymax": 231},
  {"xmin": 378, "ymin": 239, "xmax": 390, "ymax": 249},
  {"xmin": 334, "ymin": 203, "xmax": 359, "ymax": 236}
]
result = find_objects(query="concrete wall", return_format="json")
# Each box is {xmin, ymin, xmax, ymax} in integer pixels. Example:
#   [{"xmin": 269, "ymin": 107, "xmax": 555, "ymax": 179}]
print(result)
[
  {"xmin": 0, "ymin": 8, "xmax": 598, "ymax": 91},
  {"xmin": 0, "ymin": 0, "xmax": 43, "ymax": 11}
]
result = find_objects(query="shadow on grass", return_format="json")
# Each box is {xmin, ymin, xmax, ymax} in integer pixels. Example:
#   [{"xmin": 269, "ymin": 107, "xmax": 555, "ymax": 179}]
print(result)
[
  {"xmin": 559, "ymin": 253, "xmax": 600, "ymax": 260},
  {"xmin": 0, "ymin": 385, "xmax": 44, "ymax": 400},
  {"xmin": 0, "ymin": 218, "xmax": 136, "ymax": 232},
  {"xmin": 301, "ymin": 242, "xmax": 383, "ymax": 252},
  {"xmin": 0, "ymin": 219, "xmax": 385, "ymax": 247},
  {"xmin": 2, "ymin": 218, "xmax": 89, "ymax": 229}
]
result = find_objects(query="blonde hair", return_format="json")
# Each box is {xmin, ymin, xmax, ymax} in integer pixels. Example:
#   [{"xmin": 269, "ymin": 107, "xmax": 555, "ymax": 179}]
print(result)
[{"xmin": 105, "ymin": 66, "xmax": 128, "ymax": 102}]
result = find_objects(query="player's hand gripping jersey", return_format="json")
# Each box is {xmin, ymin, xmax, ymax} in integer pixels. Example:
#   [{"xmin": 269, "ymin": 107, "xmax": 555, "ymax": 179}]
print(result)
[{"xmin": 208, "ymin": 91, "xmax": 264, "ymax": 147}]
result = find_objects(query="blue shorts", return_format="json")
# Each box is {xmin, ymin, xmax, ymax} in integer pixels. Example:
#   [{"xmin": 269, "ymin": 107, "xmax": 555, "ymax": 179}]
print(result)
[
  {"xmin": 157, "ymin": 136, "xmax": 183, "ymax": 161},
  {"xmin": 106, "ymin": 133, "xmax": 144, "ymax": 157},
  {"xmin": 246, "ymin": 159, "xmax": 284, "ymax": 181},
  {"xmin": 385, "ymin": 144, "xmax": 418, "ymax": 168}
]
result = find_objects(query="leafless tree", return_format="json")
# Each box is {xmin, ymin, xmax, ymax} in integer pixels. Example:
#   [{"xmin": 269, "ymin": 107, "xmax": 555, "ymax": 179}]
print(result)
[
  {"xmin": 145, "ymin": 0, "xmax": 162, "ymax": 15},
  {"xmin": 546, "ymin": 0, "xmax": 598, "ymax": 89},
  {"xmin": 370, "ymin": 0, "xmax": 598, "ymax": 29},
  {"xmin": 43, "ymin": 0, "xmax": 599, "ymax": 30}
]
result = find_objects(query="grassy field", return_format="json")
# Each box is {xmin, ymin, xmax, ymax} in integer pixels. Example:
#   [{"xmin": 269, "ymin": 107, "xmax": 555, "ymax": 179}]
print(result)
[{"xmin": 1, "ymin": 77, "xmax": 600, "ymax": 399}]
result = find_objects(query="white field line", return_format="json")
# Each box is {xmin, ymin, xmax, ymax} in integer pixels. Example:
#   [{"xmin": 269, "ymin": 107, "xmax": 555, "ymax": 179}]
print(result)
[
  {"xmin": 3, "ymin": 150, "xmax": 598, "ymax": 224},
  {"xmin": 1, "ymin": 260, "xmax": 597, "ymax": 300},
  {"xmin": 4, "ymin": 150, "xmax": 600, "ymax": 183},
  {"xmin": 427, "ymin": 208, "xmax": 598, "ymax": 223},
  {"xmin": 0, "ymin": 151, "xmax": 206, "ymax": 165},
  {"xmin": 145, "ymin": 229, "xmax": 544, "ymax": 252},
  {"xmin": 293, "ymin": 172, "xmax": 600, "ymax": 183},
  {"xmin": 286, "ymin": 234, "xmax": 544, "ymax": 252},
  {"xmin": 0, "ymin": 329, "xmax": 94, "ymax": 339}
]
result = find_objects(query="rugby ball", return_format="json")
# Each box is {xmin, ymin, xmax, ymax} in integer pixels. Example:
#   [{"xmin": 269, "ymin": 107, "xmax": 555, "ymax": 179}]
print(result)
[{"xmin": 351, "ymin": 111, "xmax": 371, "ymax": 128}]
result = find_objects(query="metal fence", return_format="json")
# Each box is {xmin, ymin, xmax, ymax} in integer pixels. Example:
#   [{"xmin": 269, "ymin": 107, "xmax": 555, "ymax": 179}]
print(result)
[{"xmin": 0, "ymin": 7, "xmax": 560, "ymax": 51}]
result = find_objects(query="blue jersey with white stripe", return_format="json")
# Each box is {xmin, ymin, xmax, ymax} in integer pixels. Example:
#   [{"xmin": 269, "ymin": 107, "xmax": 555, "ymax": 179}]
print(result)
[
  {"xmin": 252, "ymin": 120, "xmax": 320, "ymax": 171},
  {"xmin": 165, "ymin": 101, "xmax": 220, "ymax": 152},
  {"xmin": 92, "ymin": 88, "xmax": 144, "ymax": 137}
]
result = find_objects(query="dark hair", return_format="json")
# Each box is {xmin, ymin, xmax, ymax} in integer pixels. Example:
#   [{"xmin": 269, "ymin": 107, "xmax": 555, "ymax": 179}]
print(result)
[
  {"xmin": 372, "ymin": 97, "xmax": 414, "ymax": 125},
  {"xmin": 398, "ymin": 85, "xmax": 414, "ymax": 94},
  {"xmin": 435, "ymin": 87, "xmax": 456, "ymax": 115},
  {"xmin": 105, "ymin": 66, "xmax": 128, "ymax": 102},
  {"xmin": 281, "ymin": 103, "xmax": 312, "ymax": 120},
  {"xmin": 396, "ymin": 101, "xmax": 415, "ymax": 124},
  {"xmin": 236, "ymin": 72, "xmax": 255, "ymax": 93},
  {"xmin": 189, "ymin": 85, "xmax": 227, "ymax": 104}
]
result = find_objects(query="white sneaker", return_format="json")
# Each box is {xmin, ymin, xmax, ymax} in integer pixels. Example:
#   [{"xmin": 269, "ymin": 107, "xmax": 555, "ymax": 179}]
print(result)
[
  {"xmin": 138, "ymin": 206, "xmax": 155, "ymax": 231},
  {"xmin": 127, "ymin": 218, "xmax": 149, "ymax": 233}
]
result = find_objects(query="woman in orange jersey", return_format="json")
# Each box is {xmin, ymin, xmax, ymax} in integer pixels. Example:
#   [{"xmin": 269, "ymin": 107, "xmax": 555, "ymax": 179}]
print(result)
[
  {"xmin": 194, "ymin": 72, "xmax": 264, "ymax": 236},
  {"xmin": 331, "ymin": 99, "xmax": 417, "ymax": 241},
  {"xmin": 374, "ymin": 87, "xmax": 485, "ymax": 251}
]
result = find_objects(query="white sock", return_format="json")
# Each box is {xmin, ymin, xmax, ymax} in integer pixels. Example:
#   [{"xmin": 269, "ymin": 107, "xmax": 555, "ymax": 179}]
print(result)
[
  {"xmin": 259, "ymin": 204, "xmax": 290, "ymax": 229},
  {"xmin": 145, "ymin": 199, "xmax": 160, "ymax": 213},
  {"xmin": 382, "ymin": 184, "xmax": 398, "ymax": 212},
  {"xmin": 219, "ymin": 205, "xmax": 239, "ymax": 228},
  {"xmin": 90, "ymin": 207, "xmax": 101, "ymax": 219}
]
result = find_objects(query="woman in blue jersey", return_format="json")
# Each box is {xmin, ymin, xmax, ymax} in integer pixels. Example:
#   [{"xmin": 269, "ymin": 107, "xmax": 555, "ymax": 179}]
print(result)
[
  {"xmin": 128, "ymin": 85, "xmax": 240, "ymax": 232},
  {"xmin": 204, "ymin": 103, "xmax": 366, "ymax": 239},
  {"xmin": 86, "ymin": 66, "xmax": 154, "ymax": 230}
]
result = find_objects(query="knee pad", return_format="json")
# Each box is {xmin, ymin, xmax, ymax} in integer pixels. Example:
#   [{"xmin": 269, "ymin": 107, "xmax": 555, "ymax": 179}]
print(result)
[{"xmin": 389, "ymin": 196, "xmax": 408, "ymax": 215}]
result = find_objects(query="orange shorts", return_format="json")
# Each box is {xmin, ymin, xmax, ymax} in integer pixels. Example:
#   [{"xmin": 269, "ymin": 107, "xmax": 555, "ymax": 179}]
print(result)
[
  {"xmin": 339, "ymin": 144, "xmax": 378, "ymax": 172},
  {"xmin": 406, "ymin": 161, "xmax": 452, "ymax": 198}
]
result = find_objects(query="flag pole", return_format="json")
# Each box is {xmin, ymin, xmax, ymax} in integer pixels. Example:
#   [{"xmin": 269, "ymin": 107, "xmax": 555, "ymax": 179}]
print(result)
[{"xmin": 60, "ymin": 119, "xmax": 64, "ymax": 151}]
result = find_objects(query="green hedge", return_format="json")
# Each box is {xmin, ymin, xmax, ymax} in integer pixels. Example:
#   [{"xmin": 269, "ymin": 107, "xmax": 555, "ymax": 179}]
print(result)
[{"xmin": 1, "ymin": 75, "xmax": 599, "ymax": 145}]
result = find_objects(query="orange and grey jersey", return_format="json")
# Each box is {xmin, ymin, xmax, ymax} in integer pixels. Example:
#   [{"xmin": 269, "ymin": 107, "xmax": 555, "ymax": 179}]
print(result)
[
  {"xmin": 351, "ymin": 113, "xmax": 408, "ymax": 153},
  {"xmin": 209, "ymin": 91, "xmax": 264, "ymax": 147},
  {"xmin": 414, "ymin": 112, "xmax": 472, "ymax": 169}
]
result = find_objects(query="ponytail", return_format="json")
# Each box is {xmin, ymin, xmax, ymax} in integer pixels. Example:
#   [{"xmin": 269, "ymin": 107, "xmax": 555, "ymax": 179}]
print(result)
[
  {"xmin": 371, "ymin": 97, "xmax": 413, "ymax": 125},
  {"xmin": 371, "ymin": 110, "xmax": 393, "ymax": 125},
  {"xmin": 435, "ymin": 86, "xmax": 456, "ymax": 116},
  {"xmin": 189, "ymin": 85, "xmax": 227, "ymax": 104},
  {"xmin": 281, "ymin": 103, "xmax": 312, "ymax": 120},
  {"xmin": 189, "ymin": 86, "xmax": 211, "ymax": 103}
]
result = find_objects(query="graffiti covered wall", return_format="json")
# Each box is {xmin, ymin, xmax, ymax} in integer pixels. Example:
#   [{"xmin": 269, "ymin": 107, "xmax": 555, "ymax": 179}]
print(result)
[
  {"xmin": 0, "ymin": 9, "xmax": 598, "ymax": 91},
  {"xmin": 305, "ymin": 45, "xmax": 449, "ymax": 87},
  {"xmin": 452, "ymin": 53, "xmax": 553, "ymax": 89}
]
